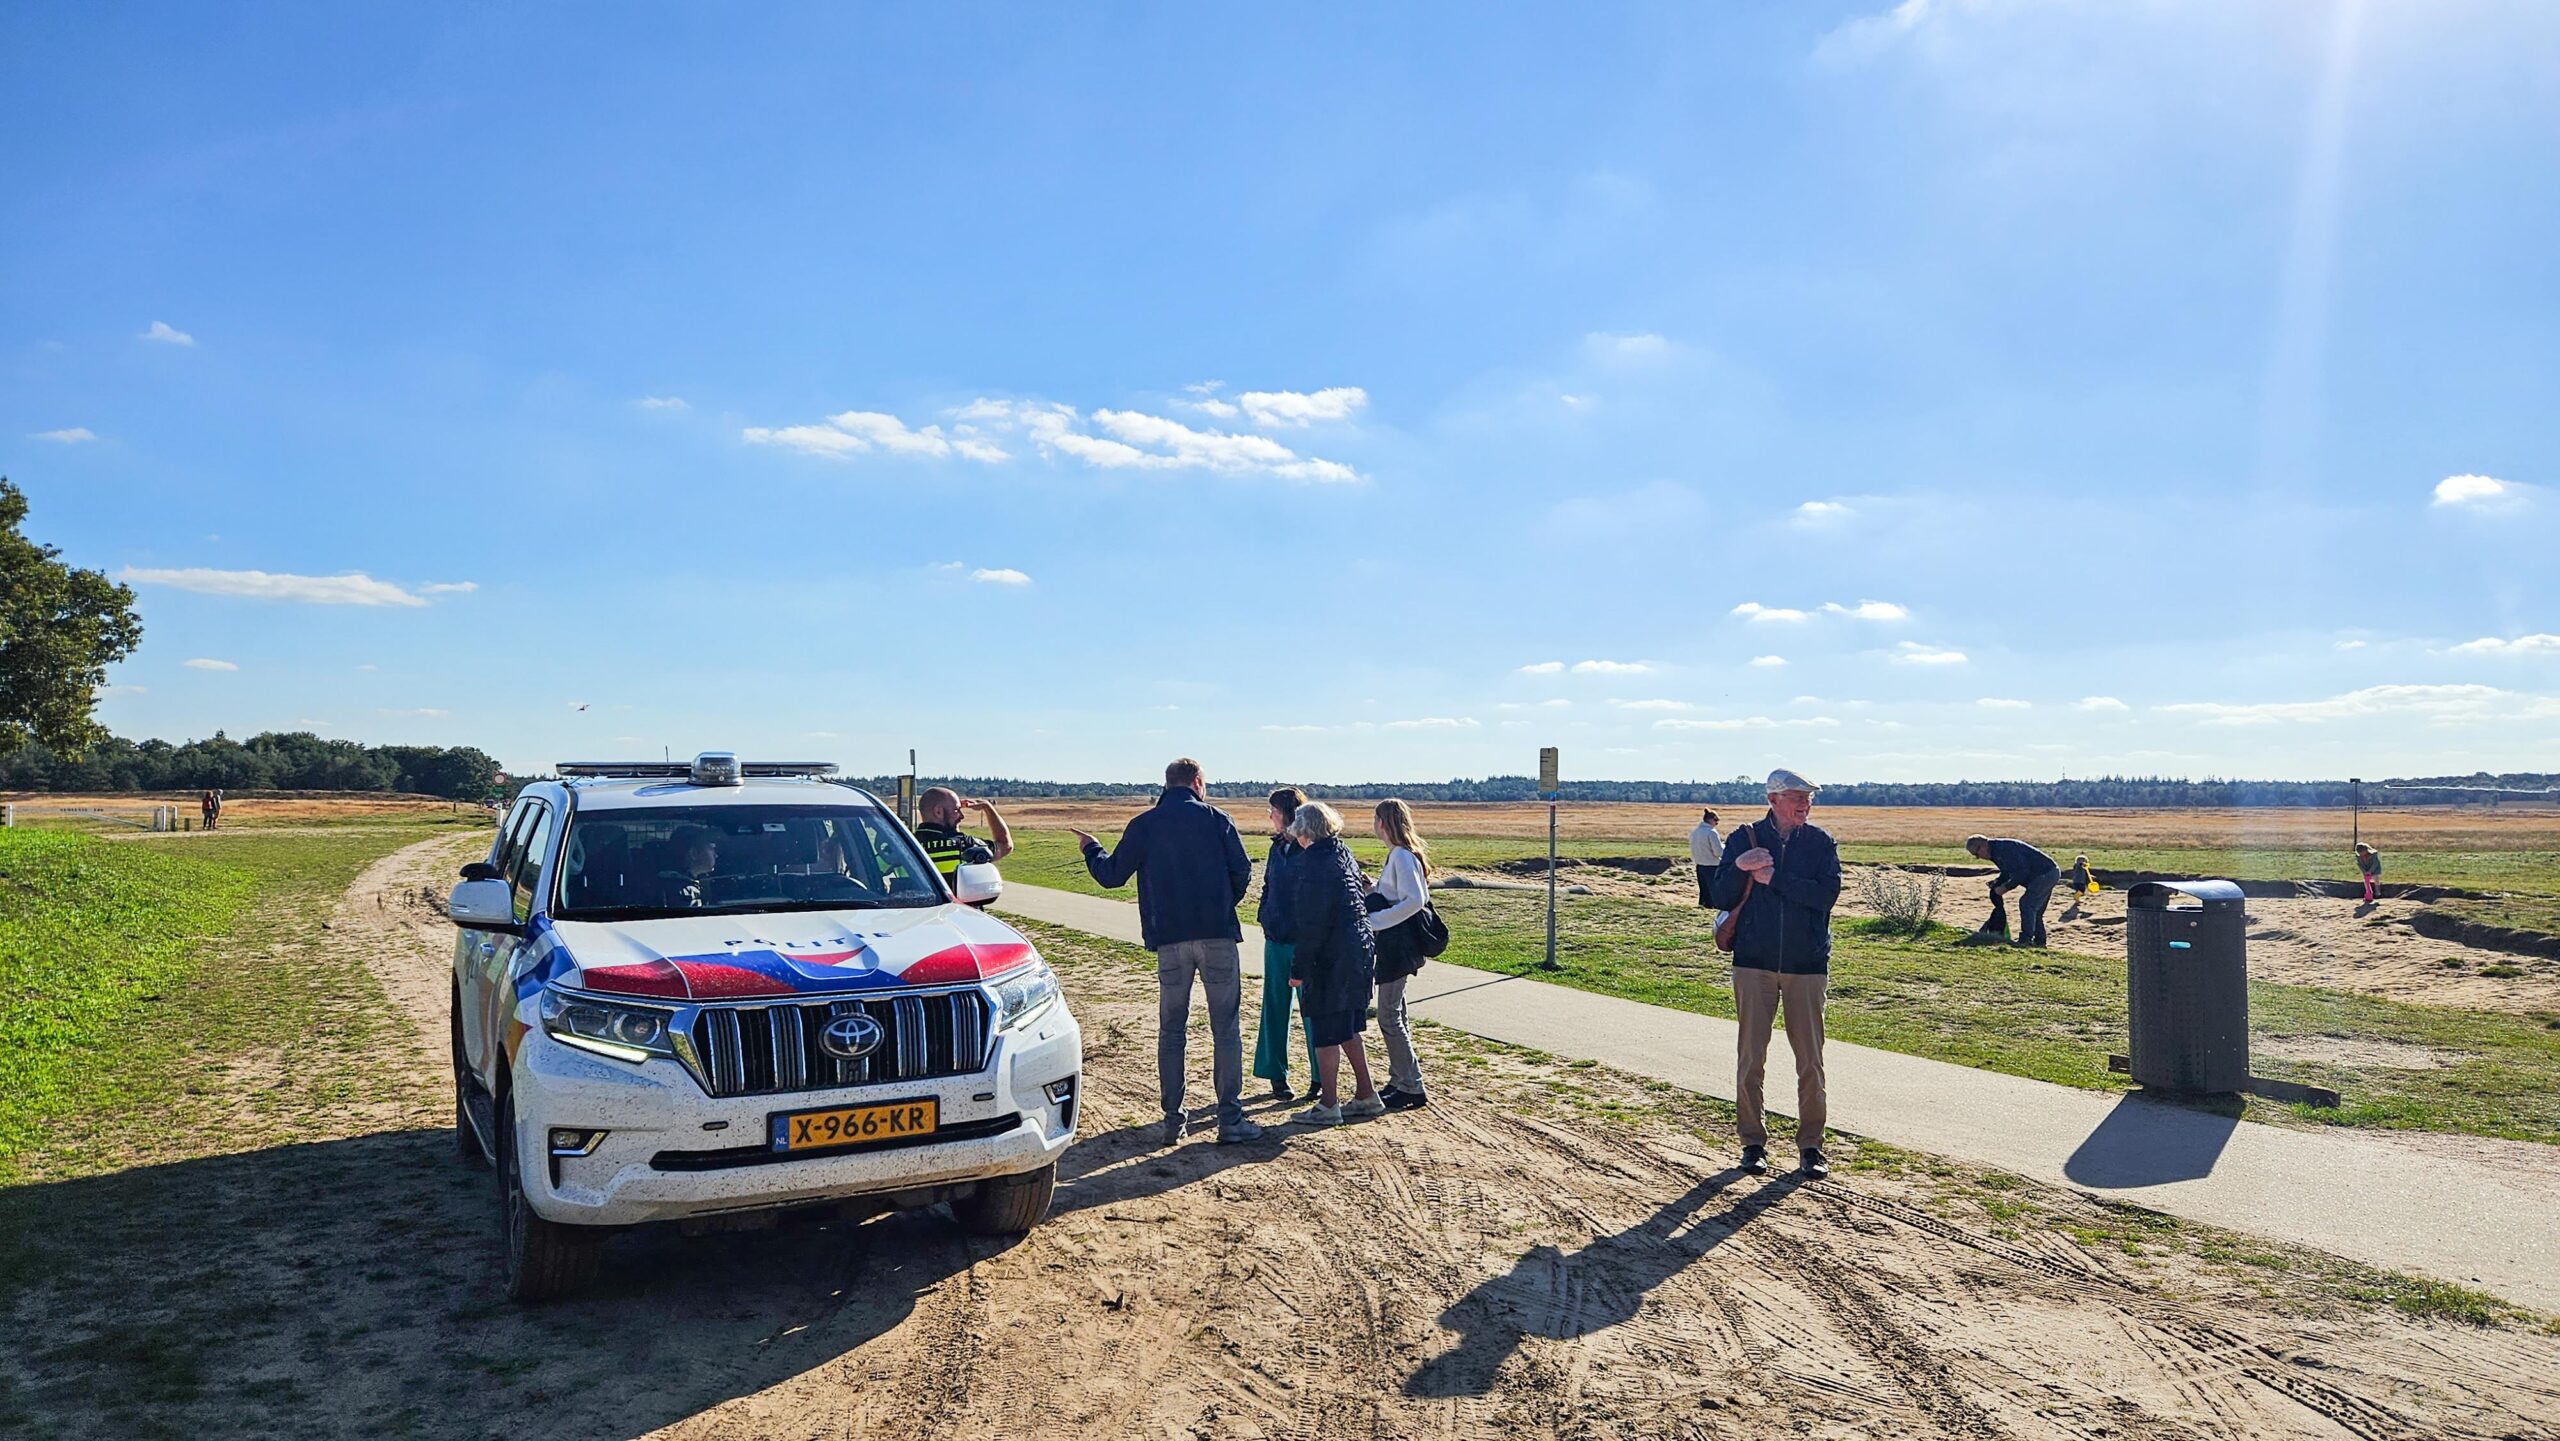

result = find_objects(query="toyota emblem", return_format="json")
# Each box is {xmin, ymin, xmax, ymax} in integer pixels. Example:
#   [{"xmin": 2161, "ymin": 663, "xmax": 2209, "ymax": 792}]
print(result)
[{"xmin": 819, "ymin": 1012, "xmax": 884, "ymax": 1060}]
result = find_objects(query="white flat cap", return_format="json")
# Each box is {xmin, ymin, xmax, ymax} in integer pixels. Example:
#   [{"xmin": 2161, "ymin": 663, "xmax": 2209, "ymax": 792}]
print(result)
[{"xmin": 1765, "ymin": 768, "xmax": 1819, "ymax": 794}]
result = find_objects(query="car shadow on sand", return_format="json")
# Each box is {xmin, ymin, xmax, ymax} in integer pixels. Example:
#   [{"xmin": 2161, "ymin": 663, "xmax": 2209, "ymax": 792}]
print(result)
[
  {"xmin": 1404, "ymin": 1168, "xmax": 1805, "ymax": 1398},
  {"xmin": 0, "ymin": 1126, "xmax": 1030, "ymax": 1440}
]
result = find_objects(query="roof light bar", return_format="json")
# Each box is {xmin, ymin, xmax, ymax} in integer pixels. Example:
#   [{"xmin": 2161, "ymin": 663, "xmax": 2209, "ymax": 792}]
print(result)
[{"xmin": 554, "ymin": 759, "xmax": 839, "ymax": 782}]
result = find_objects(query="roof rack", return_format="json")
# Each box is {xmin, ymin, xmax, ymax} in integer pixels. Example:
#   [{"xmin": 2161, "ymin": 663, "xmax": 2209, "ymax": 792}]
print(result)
[{"xmin": 556, "ymin": 760, "xmax": 838, "ymax": 780}]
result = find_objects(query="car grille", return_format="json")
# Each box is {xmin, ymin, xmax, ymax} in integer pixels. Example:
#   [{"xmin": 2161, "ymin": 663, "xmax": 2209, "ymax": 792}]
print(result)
[{"xmin": 688, "ymin": 991, "xmax": 991, "ymax": 1098}]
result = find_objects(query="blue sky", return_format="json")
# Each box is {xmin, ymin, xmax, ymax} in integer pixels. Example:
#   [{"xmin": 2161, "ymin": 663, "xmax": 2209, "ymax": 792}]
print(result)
[{"xmin": 6, "ymin": 1, "xmax": 2555, "ymax": 784}]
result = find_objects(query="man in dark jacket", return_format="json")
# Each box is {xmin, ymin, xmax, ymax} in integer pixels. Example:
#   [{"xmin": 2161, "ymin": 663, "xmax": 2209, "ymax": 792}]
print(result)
[
  {"xmin": 1966, "ymin": 835, "xmax": 2061, "ymax": 948},
  {"xmin": 1251, "ymin": 787, "xmax": 1320, "ymax": 1103},
  {"xmin": 1709, "ymin": 769, "xmax": 1843, "ymax": 1179},
  {"xmin": 1071, "ymin": 759, "xmax": 1261, "ymax": 1146}
]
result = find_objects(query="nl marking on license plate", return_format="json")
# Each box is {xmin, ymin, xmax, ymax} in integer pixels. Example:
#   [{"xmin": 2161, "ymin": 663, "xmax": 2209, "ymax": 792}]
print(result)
[{"xmin": 769, "ymin": 1098, "xmax": 939, "ymax": 1152}]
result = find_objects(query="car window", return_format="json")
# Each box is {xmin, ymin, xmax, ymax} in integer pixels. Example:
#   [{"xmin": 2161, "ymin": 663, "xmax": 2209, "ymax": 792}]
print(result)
[
  {"xmin": 509, "ymin": 802, "xmax": 555, "ymax": 922},
  {"xmin": 552, "ymin": 803, "xmax": 943, "ymax": 918},
  {"xmin": 491, "ymin": 799, "xmax": 536, "ymax": 874}
]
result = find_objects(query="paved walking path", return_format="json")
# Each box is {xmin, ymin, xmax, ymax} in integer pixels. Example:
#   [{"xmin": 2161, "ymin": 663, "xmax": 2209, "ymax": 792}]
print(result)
[{"xmin": 998, "ymin": 882, "xmax": 2560, "ymax": 1312}]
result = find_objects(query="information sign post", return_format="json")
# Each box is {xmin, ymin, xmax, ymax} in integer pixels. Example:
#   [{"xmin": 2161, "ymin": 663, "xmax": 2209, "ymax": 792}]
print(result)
[{"xmin": 1539, "ymin": 747, "xmax": 1561, "ymax": 970}]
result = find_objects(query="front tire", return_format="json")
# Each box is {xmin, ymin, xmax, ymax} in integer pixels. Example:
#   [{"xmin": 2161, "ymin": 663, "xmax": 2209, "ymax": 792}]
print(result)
[
  {"xmin": 497, "ymin": 1090, "xmax": 601, "ymax": 1302},
  {"xmin": 952, "ymin": 1163, "xmax": 1056, "ymax": 1236}
]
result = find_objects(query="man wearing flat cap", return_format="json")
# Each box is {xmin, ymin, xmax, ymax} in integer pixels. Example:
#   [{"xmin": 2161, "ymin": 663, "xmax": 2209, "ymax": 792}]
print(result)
[{"xmin": 1707, "ymin": 768, "xmax": 1844, "ymax": 1178}]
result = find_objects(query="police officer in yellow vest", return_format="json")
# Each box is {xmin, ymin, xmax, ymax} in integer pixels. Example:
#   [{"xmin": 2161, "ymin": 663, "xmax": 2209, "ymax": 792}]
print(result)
[{"xmin": 914, "ymin": 787, "xmax": 1013, "ymax": 891}]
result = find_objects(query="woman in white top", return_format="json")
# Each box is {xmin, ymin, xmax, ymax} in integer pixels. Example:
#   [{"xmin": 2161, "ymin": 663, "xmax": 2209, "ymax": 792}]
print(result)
[{"xmin": 1366, "ymin": 799, "xmax": 1433, "ymax": 1110}]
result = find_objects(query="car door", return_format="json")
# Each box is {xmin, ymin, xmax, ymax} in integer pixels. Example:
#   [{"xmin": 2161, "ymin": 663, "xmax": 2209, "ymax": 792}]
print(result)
[
  {"xmin": 457, "ymin": 801, "xmax": 535, "ymax": 1081},
  {"xmin": 478, "ymin": 799, "xmax": 555, "ymax": 1076}
]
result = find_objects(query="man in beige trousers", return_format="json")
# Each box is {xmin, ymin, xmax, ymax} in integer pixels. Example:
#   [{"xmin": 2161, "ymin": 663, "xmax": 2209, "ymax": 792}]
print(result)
[{"xmin": 1706, "ymin": 769, "xmax": 1844, "ymax": 1178}]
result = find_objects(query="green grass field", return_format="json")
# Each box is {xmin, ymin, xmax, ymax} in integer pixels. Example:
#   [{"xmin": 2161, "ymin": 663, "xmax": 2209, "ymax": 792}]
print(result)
[
  {"xmin": 0, "ymin": 827, "xmax": 435, "ymax": 1186},
  {"xmin": 1007, "ymin": 827, "xmax": 2560, "ymax": 1145}
]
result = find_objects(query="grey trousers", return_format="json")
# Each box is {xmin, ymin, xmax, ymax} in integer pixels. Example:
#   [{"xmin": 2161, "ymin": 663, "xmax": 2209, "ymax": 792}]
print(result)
[
  {"xmin": 1375, "ymin": 975, "xmax": 1424, "ymax": 1091},
  {"xmin": 2018, "ymin": 872, "xmax": 2058, "ymax": 946},
  {"xmin": 1157, "ymin": 938, "xmax": 1246, "ymax": 1127}
]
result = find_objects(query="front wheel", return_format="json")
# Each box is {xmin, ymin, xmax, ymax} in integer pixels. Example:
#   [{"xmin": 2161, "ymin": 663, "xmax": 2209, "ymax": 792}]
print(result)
[
  {"xmin": 497, "ymin": 1091, "xmax": 601, "ymax": 1302},
  {"xmin": 952, "ymin": 1163, "xmax": 1056, "ymax": 1236}
]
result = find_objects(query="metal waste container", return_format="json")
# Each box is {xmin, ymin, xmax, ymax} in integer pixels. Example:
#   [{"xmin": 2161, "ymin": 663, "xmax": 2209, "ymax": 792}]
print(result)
[{"xmin": 2125, "ymin": 880, "xmax": 2249, "ymax": 1093}]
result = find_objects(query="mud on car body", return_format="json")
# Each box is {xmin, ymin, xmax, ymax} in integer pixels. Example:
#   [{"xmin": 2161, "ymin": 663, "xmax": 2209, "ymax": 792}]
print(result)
[{"xmin": 448, "ymin": 754, "xmax": 1081, "ymax": 1301}]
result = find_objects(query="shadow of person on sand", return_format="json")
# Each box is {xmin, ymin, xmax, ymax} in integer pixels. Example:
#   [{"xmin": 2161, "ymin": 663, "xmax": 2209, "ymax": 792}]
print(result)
[
  {"xmin": 1051, "ymin": 1106, "xmax": 1303, "ymax": 1218},
  {"xmin": 0, "ymin": 1126, "xmax": 1035, "ymax": 1441},
  {"xmin": 1403, "ymin": 1169, "xmax": 1805, "ymax": 1398}
]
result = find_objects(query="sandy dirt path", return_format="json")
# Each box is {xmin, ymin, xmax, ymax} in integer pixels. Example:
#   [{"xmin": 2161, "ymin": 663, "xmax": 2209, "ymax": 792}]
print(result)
[{"xmin": 9, "ymin": 834, "xmax": 2557, "ymax": 1440}]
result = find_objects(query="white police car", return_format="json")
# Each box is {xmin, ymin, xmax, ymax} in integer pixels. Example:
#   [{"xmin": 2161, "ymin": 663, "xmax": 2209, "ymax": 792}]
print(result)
[{"xmin": 448, "ymin": 753, "xmax": 1080, "ymax": 1301}]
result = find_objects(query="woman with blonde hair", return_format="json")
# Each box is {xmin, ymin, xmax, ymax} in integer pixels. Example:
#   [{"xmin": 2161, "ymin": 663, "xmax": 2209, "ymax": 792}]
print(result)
[
  {"xmin": 1366, "ymin": 798, "xmax": 1432, "ymax": 1110},
  {"xmin": 1283, "ymin": 801, "xmax": 1383, "ymax": 1124}
]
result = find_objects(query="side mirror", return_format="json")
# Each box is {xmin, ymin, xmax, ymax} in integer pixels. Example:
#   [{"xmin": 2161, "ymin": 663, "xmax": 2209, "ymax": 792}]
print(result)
[
  {"xmin": 460, "ymin": 861, "xmax": 503, "ymax": 883},
  {"xmin": 448, "ymin": 878, "xmax": 523, "ymax": 934},
  {"xmin": 952, "ymin": 863, "xmax": 1004, "ymax": 907}
]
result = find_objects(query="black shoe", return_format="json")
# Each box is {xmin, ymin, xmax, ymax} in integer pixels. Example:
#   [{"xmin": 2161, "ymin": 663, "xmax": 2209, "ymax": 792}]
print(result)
[
  {"xmin": 1740, "ymin": 1144, "xmax": 1769, "ymax": 1176},
  {"xmin": 1383, "ymin": 1085, "xmax": 1429, "ymax": 1111},
  {"xmin": 1267, "ymin": 1080, "xmax": 1295, "ymax": 1103},
  {"xmin": 1799, "ymin": 1149, "xmax": 1830, "ymax": 1179}
]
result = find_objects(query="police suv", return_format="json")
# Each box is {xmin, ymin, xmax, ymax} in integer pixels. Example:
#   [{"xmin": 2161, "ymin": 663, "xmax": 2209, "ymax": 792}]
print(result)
[{"xmin": 447, "ymin": 754, "xmax": 1080, "ymax": 1301}]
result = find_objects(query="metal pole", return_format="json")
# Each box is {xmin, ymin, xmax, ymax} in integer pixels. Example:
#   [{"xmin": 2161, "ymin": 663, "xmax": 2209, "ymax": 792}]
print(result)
[
  {"xmin": 2349, "ymin": 777, "xmax": 2362, "ymax": 848},
  {"xmin": 1543, "ymin": 800, "xmax": 1559, "ymax": 970}
]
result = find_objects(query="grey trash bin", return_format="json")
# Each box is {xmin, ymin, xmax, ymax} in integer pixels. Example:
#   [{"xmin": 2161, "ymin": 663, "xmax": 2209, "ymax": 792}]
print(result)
[{"xmin": 2124, "ymin": 880, "xmax": 2249, "ymax": 1093}]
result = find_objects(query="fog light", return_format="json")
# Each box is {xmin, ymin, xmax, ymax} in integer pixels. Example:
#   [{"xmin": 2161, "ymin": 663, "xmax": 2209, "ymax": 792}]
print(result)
[
  {"xmin": 548, "ymin": 1128, "xmax": 607, "ymax": 1156},
  {"xmin": 1044, "ymin": 1079, "xmax": 1075, "ymax": 1105}
]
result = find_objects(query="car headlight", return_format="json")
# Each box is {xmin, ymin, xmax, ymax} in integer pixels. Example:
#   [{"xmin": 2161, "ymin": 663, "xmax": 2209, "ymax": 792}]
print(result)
[
  {"xmin": 540, "ymin": 987, "xmax": 679, "ymax": 1063},
  {"xmin": 991, "ymin": 960, "xmax": 1061, "ymax": 1030}
]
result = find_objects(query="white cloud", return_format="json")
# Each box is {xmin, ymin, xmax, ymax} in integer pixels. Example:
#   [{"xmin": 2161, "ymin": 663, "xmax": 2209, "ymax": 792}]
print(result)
[
  {"xmin": 1611, "ymin": 699, "xmax": 1694, "ymax": 712},
  {"xmin": 970, "ymin": 568, "xmax": 1032, "ymax": 586},
  {"xmin": 118, "ymin": 567, "xmax": 454, "ymax": 608},
  {"xmin": 1383, "ymin": 717, "xmax": 1480, "ymax": 731},
  {"xmin": 1571, "ymin": 659, "xmax": 1652, "ymax": 675},
  {"xmin": 2450, "ymin": 634, "xmax": 2560, "ymax": 656},
  {"xmin": 2336, "ymin": 639, "xmax": 2368, "ymax": 651},
  {"xmin": 94, "ymin": 683, "xmax": 147, "ymax": 696},
  {"xmin": 1185, "ymin": 397, "xmax": 1240, "ymax": 419},
  {"xmin": 2077, "ymin": 696, "xmax": 2130, "ymax": 712},
  {"xmin": 742, "ymin": 409, "xmax": 1011, "ymax": 464},
  {"xmin": 141, "ymin": 320, "xmax": 194, "ymax": 346},
  {"xmin": 1749, "ymin": 655, "xmax": 1788, "ymax": 668},
  {"xmin": 1890, "ymin": 641, "xmax": 1968, "ymax": 665},
  {"xmin": 183, "ymin": 658, "xmax": 239, "ymax": 671},
  {"xmin": 2432, "ymin": 473, "xmax": 2523, "ymax": 508},
  {"xmin": 948, "ymin": 397, "xmax": 1360, "ymax": 481},
  {"xmin": 1823, "ymin": 599, "xmax": 1909, "ymax": 622},
  {"xmin": 2158, "ymin": 683, "xmax": 2560, "ymax": 727},
  {"xmin": 417, "ymin": 581, "xmax": 478, "ymax": 596},
  {"xmin": 1495, "ymin": 699, "xmax": 1574, "ymax": 711},
  {"xmin": 1732, "ymin": 602, "xmax": 1809, "ymax": 624},
  {"xmin": 1236, "ymin": 387, "xmax": 1367, "ymax": 428},
  {"xmin": 1584, "ymin": 331, "xmax": 1673, "ymax": 361},
  {"xmin": 1977, "ymin": 697, "xmax": 2030, "ymax": 710},
  {"xmin": 379, "ymin": 707, "xmax": 450, "ymax": 719},
  {"xmin": 634, "ymin": 396, "xmax": 689, "ymax": 411},
  {"xmin": 1517, "ymin": 660, "xmax": 1565, "ymax": 675},
  {"xmin": 1791, "ymin": 500, "xmax": 1854, "ymax": 527},
  {"xmin": 34, "ymin": 427, "xmax": 98, "ymax": 444}
]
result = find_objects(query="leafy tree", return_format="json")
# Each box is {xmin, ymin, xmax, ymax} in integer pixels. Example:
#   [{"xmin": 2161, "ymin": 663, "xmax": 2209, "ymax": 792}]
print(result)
[{"xmin": 0, "ymin": 478, "xmax": 143, "ymax": 755}]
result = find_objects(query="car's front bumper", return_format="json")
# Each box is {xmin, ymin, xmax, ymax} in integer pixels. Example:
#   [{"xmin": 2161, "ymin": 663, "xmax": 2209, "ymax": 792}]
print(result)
[{"xmin": 511, "ymin": 1005, "xmax": 1080, "ymax": 1227}]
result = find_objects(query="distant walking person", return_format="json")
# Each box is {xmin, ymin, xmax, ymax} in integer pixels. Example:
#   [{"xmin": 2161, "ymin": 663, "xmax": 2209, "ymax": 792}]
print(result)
[
  {"xmin": 2355, "ymin": 843, "xmax": 2383, "ymax": 904},
  {"xmin": 1967, "ymin": 834, "xmax": 2061, "ymax": 948},
  {"xmin": 1365, "ymin": 799, "xmax": 1432, "ymax": 1111},
  {"xmin": 1709, "ymin": 770, "xmax": 1843, "ymax": 1178},
  {"xmin": 1251, "ymin": 786, "xmax": 1321, "ymax": 1102},
  {"xmin": 200, "ymin": 788, "xmax": 220, "ymax": 831},
  {"xmin": 1071, "ymin": 759, "xmax": 1262, "ymax": 1147},
  {"xmin": 2058, "ymin": 853, "xmax": 2094, "ymax": 920},
  {"xmin": 1688, "ymin": 808, "xmax": 1723, "ymax": 908},
  {"xmin": 1283, "ymin": 802, "xmax": 1382, "ymax": 1125}
]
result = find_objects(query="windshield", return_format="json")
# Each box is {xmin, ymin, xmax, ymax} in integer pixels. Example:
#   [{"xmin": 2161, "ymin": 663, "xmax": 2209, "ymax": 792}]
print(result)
[{"xmin": 551, "ymin": 803, "xmax": 944, "ymax": 920}]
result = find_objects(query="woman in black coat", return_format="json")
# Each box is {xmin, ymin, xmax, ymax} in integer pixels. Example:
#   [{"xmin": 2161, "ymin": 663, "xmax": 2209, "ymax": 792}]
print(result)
[{"xmin": 1284, "ymin": 801, "xmax": 1382, "ymax": 1125}]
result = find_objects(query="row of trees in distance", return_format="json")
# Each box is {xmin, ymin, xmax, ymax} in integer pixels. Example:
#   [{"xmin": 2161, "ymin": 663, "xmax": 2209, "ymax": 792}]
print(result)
[{"xmin": 0, "ymin": 730, "xmax": 506, "ymax": 800}]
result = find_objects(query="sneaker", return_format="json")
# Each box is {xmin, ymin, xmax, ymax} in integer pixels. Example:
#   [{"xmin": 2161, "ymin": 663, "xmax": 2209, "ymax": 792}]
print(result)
[
  {"xmin": 1267, "ymin": 1080, "xmax": 1296, "ymax": 1103},
  {"xmin": 1799, "ymin": 1149, "xmax": 1831, "ymax": 1179},
  {"xmin": 1343, "ymin": 1093, "xmax": 1387, "ymax": 1118},
  {"xmin": 1382, "ymin": 1085, "xmax": 1430, "ymax": 1111},
  {"xmin": 1217, "ymin": 1118, "xmax": 1266, "ymax": 1145},
  {"xmin": 1292, "ymin": 1103, "xmax": 1344, "ymax": 1127},
  {"xmin": 1740, "ymin": 1144, "xmax": 1769, "ymax": 1176},
  {"xmin": 1157, "ymin": 1116, "xmax": 1184, "ymax": 1147}
]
